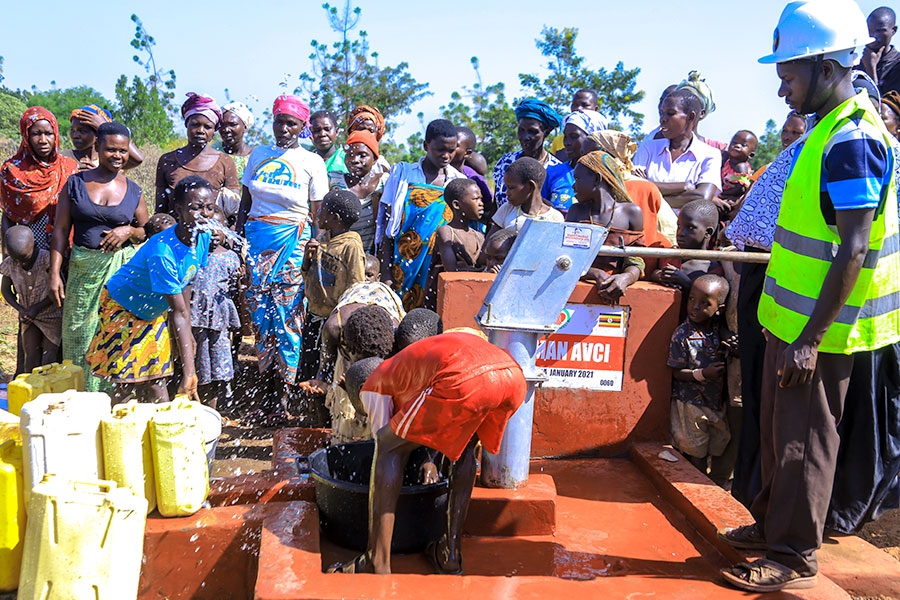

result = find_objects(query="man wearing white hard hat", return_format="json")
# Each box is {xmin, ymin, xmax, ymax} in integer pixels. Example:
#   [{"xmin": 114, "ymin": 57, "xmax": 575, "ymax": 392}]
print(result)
[{"xmin": 718, "ymin": 0, "xmax": 900, "ymax": 592}]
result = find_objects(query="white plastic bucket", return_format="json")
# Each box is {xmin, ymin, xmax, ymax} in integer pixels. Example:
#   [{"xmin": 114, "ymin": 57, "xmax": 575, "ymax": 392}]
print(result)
[{"xmin": 196, "ymin": 404, "xmax": 222, "ymax": 471}]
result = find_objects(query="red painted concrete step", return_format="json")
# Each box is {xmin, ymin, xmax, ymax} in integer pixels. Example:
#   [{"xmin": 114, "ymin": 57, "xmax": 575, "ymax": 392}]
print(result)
[
  {"xmin": 632, "ymin": 441, "xmax": 900, "ymax": 600},
  {"xmin": 144, "ymin": 448, "xmax": 893, "ymax": 599},
  {"xmin": 255, "ymin": 459, "xmax": 847, "ymax": 599}
]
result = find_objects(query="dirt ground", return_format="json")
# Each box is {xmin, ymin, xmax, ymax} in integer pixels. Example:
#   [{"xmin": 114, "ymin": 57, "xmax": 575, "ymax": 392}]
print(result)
[{"xmin": 2, "ymin": 300, "xmax": 898, "ymax": 566}]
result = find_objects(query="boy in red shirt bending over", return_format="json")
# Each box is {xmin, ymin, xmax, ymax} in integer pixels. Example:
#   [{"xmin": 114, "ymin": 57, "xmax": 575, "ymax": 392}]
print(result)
[{"xmin": 330, "ymin": 331, "xmax": 526, "ymax": 575}]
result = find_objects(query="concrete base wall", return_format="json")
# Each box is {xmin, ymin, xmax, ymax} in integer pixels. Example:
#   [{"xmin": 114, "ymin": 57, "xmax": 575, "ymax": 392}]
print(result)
[{"xmin": 438, "ymin": 273, "xmax": 681, "ymax": 457}]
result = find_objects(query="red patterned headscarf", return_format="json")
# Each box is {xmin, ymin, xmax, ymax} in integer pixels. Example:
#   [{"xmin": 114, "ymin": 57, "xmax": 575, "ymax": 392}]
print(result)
[
  {"xmin": 181, "ymin": 92, "xmax": 222, "ymax": 129},
  {"xmin": 0, "ymin": 107, "xmax": 78, "ymax": 225},
  {"xmin": 273, "ymin": 94, "xmax": 310, "ymax": 124}
]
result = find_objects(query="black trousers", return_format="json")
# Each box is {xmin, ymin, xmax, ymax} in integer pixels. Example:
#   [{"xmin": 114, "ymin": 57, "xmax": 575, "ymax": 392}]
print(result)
[
  {"xmin": 731, "ymin": 260, "xmax": 767, "ymax": 507},
  {"xmin": 828, "ymin": 343, "xmax": 900, "ymax": 533}
]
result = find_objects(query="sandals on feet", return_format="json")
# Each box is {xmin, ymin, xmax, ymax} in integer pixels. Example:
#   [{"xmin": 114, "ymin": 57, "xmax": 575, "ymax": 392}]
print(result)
[
  {"xmin": 717, "ymin": 523, "xmax": 768, "ymax": 550},
  {"xmin": 327, "ymin": 553, "xmax": 370, "ymax": 574},
  {"xmin": 720, "ymin": 559, "xmax": 817, "ymax": 592},
  {"xmin": 426, "ymin": 540, "xmax": 463, "ymax": 575}
]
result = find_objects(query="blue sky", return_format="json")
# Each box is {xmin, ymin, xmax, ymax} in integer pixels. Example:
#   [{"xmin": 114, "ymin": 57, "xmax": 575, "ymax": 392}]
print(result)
[{"xmin": 0, "ymin": 1, "xmax": 886, "ymax": 146}]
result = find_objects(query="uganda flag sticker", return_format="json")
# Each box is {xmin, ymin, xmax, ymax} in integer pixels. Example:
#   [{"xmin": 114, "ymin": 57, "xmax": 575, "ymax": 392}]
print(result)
[{"xmin": 596, "ymin": 313, "xmax": 623, "ymax": 328}]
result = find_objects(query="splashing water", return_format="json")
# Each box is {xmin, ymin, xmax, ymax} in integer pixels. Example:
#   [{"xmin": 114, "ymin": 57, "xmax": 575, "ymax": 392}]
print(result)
[{"xmin": 195, "ymin": 218, "xmax": 251, "ymax": 256}]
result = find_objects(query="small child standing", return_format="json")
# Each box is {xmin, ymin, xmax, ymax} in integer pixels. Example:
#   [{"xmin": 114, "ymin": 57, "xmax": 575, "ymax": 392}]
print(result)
[
  {"xmin": 426, "ymin": 179, "xmax": 485, "ymax": 309},
  {"xmin": 489, "ymin": 157, "xmax": 563, "ymax": 237},
  {"xmin": 300, "ymin": 189, "xmax": 366, "ymax": 410},
  {"xmin": 650, "ymin": 199, "xmax": 723, "ymax": 296},
  {"xmin": 191, "ymin": 207, "xmax": 241, "ymax": 408},
  {"xmin": 667, "ymin": 274, "xmax": 735, "ymax": 476},
  {"xmin": 719, "ymin": 130, "xmax": 757, "ymax": 202},
  {"xmin": 434, "ymin": 179, "xmax": 485, "ymax": 271},
  {"xmin": 0, "ymin": 226, "xmax": 62, "ymax": 372}
]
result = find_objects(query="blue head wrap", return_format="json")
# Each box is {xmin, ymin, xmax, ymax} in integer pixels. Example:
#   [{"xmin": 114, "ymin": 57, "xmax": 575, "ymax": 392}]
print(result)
[
  {"xmin": 70, "ymin": 104, "xmax": 113, "ymax": 127},
  {"xmin": 515, "ymin": 99, "xmax": 563, "ymax": 132}
]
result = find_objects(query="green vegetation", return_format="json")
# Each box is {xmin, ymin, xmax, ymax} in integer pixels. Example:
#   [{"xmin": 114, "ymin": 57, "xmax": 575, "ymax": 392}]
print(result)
[
  {"xmin": 441, "ymin": 57, "xmax": 517, "ymax": 167},
  {"xmin": 297, "ymin": 1, "xmax": 431, "ymax": 136},
  {"xmin": 115, "ymin": 14, "xmax": 177, "ymax": 145},
  {"xmin": 518, "ymin": 27, "xmax": 645, "ymax": 137},
  {"xmin": 751, "ymin": 119, "xmax": 780, "ymax": 171},
  {"xmin": 24, "ymin": 86, "xmax": 111, "ymax": 140}
]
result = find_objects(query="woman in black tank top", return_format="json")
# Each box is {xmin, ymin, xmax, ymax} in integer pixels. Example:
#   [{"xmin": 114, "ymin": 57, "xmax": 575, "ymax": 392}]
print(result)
[{"xmin": 49, "ymin": 122, "xmax": 150, "ymax": 393}]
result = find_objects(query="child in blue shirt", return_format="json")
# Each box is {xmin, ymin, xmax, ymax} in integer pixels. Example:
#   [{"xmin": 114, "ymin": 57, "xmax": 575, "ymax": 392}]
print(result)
[{"xmin": 87, "ymin": 175, "xmax": 214, "ymax": 403}]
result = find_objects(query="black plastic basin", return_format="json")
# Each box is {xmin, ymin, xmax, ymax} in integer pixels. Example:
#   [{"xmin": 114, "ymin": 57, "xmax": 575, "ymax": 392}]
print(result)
[{"xmin": 305, "ymin": 441, "xmax": 450, "ymax": 553}]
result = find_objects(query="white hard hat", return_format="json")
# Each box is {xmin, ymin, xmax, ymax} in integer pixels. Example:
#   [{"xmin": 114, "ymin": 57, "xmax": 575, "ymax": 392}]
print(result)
[{"xmin": 758, "ymin": 0, "xmax": 873, "ymax": 67}]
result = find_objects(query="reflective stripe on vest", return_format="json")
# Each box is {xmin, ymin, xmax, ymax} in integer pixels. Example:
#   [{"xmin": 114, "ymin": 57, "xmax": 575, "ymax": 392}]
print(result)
[
  {"xmin": 772, "ymin": 226, "xmax": 900, "ymax": 269},
  {"xmin": 758, "ymin": 92, "xmax": 900, "ymax": 353},
  {"xmin": 763, "ymin": 274, "xmax": 900, "ymax": 325}
]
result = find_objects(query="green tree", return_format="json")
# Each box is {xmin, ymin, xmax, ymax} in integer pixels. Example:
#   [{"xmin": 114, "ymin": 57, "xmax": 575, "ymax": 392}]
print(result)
[
  {"xmin": 0, "ymin": 90, "xmax": 27, "ymax": 141},
  {"xmin": 115, "ymin": 14, "xmax": 176, "ymax": 145},
  {"xmin": 297, "ymin": 1, "xmax": 430, "ymax": 134},
  {"xmin": 518, "ymin": 27, "xmax": 645, "ymax": 136},
  {"xmin": 24, "ymin": 86, "xmax": 112, "ymax": 139},
  {"xmin": 751, "ymin": 119, "xmax": 780, "ymax": 170},
  {"xmin": 115, "ymin": 75, "xmax": 174, "ymax": 146},
  {"xmin": 441, "ymin": 57, "xmax": 517, "ymax": 167},
  {"xmin": 129, "ymin": 14, "xmax": 177, "ymax": 116},
  {"xmin": 380, "ymin": 113, "xmax": 426, "ymax": 164}
]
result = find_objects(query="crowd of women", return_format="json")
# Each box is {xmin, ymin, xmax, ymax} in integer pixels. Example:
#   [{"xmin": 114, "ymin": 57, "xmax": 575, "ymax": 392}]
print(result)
[{"xmin": 0, "ymin": 59, "xmax": 897, "ymax": 539}]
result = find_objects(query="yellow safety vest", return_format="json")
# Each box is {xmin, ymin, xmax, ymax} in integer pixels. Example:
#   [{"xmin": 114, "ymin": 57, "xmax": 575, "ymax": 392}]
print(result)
[{"xmin": 758, "ymin": 92, "xmax": 900, "ymax": 354}]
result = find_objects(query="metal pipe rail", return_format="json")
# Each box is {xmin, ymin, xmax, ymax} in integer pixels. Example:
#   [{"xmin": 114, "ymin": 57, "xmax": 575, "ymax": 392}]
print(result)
[{"xmin": 595, "ymin": 246, "xmax": 770, "ymax": 264}]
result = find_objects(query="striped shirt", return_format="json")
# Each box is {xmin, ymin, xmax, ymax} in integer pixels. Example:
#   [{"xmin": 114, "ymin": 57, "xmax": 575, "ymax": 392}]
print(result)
[{"xmin": 802, "ymin": 111, "xmax": 892, "ymax": 220}]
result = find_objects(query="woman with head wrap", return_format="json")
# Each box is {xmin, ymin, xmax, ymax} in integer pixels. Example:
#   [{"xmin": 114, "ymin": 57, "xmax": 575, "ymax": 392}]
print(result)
[
  {"xmin": 582, "ymin": 130, "xmax": 676, "ymax": 248},
  {"xmin": 348, "ymin": 105, "xmax": 386, "ymax": 141},
  {"xmin": 216, "ymin": 101, "xmax": 255, "ymax": 220},
  {"xmin": 881, "ymin": 91, "xmax": 900, "ymax": 140},
  {"xmin": 567, "ymin": 150, "xmax": 645, "ymax": 304},
  {"xmin": 348, "ymin": 105, "xmax": 392, "ymax": 174},
  {"xmin": 219, "ymin": 102, "xmax": 255, "ymax": 179},
  {"xmin": 49, "ymin": 122, "xmax": 149, "ymax": 392},
  {"xmin": 1, "ymin": 107, "xmax": 79, "ymax": 249},
  {"xmin": 492, "ymin": 99, "xmax": 563, "ymax": 208},
  {"xmin": 327, "ymin": 129, "xmax": 386, "ymax": 253},
  {"xmin": 632, "ymin": 88, "xmax": 722, "ymax": 209},
  {"xmin": 674, "ymin": 70, "xmax": 726, "ymax": 150},
  {"xmin": 63, "ymin": 104, "xmax": 144, "ymax": 172},
  {"xmin": 235, "ymin": 94, "xmax": 328, "ymax": 405},
  {"xmin": 154, "ymin": 93, "xmax": 239, "ymax": 214},
  {"xmin": 541, "ymin": 109, "xmax": 608, "ymax": 214}
]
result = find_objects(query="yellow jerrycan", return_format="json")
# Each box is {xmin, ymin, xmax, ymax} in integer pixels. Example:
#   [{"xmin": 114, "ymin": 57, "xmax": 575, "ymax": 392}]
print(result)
[
  {"xmin": 101, "ymin": 400, "xmax": 158, "ymax": 514},
  {"xmin": 17, "ymin": 476, "xmax": 147, "ymax": 600},
  {"xmin": 8, "ymin": 360, "xmax": 85, "ymax": 416},
  {"xmin": 0, "ymin": 440, "xmax": 25, "ymax": 592},
  {"xmin": 150, "ymin": 396, "xmax": 209, "ymax": 517},
  {"xmin": 0, "ymin": 408, "xmax": 19, "ymax": 444}
]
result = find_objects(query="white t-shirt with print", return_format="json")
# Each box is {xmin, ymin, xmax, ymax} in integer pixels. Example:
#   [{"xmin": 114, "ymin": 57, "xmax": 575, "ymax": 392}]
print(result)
[{"xmin": 242, "ymin": 145, "xmax": 328, "ymax": 223}]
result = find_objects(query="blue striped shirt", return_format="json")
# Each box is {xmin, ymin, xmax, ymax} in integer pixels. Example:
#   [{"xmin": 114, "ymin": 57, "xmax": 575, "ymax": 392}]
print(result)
[{"xmin": 788, "ymin": 110, "xmax": 892, "ymax": 224}]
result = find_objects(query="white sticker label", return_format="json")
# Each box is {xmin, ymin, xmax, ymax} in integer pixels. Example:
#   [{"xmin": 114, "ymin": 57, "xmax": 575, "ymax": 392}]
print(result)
[{"xmin": 562, "ymin": 225, "xmax": 592, "ymax": 249}]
